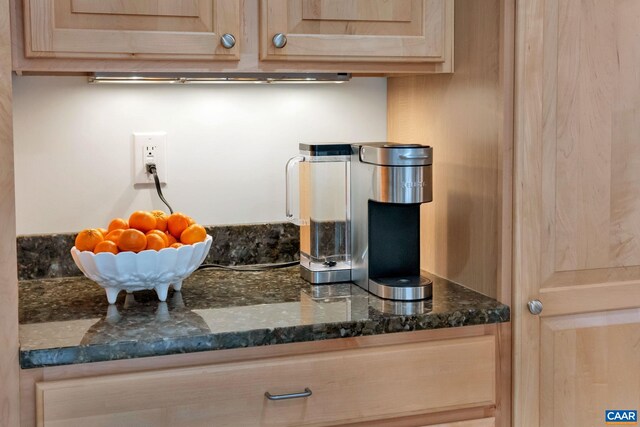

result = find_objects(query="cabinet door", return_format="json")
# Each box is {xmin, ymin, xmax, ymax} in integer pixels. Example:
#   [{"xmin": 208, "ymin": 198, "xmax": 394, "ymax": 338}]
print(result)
[
  {"xmin": 260, "ymin": 0, "xmax": 452, "ymax": 62},
  {"xmin": 514, "ymin": 0, "xmax": 640, "ymax": 425},
  {"xmin": 24, "ymin": 0, "xmax": 240, "ymax": 60}
]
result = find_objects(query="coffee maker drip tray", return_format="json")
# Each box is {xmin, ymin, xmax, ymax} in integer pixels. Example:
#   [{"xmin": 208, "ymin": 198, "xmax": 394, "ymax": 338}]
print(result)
[{"xmin": 368, "ymin": 276, "xmax": 433, "ymax": 301}]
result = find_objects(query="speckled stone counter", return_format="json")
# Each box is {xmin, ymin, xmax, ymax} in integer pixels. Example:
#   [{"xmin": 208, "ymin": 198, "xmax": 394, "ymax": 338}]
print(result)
[
  {"xmin": 17, "ymin": 222, "xmax": 298, "ymax": 280},
  {"xmin": 19, "ymin": 267, "xmax": 510, "ymax": 369}
]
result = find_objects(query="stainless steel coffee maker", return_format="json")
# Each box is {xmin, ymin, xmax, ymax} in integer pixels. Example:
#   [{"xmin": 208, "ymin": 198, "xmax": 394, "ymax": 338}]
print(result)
[
  {"xmin": 287, "ymin": 142, "xmax": 433, "ymax": 301},
  {"xmin": 350, "ymin": 143, "xmax": 433, "ymax": 300}
]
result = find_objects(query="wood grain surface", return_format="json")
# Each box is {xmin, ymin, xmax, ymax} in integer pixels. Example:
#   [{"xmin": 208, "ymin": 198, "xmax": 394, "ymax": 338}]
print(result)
[
  {"xmin": 36, "ymin": 337, "xmax": 495, "ymax": 426},
  {"xmin": 513, "ymin": 1, "xmax": 640, "ymax": 426},
  {"xmin": 387, "ymin": 0, "xmax": 513, "ymax": 301},
  {"xmin": 23, "ymin": 0, "xmax": 240, "ymax": 60},
  {"xmin": 11, "ymin": 0, "xmax": 453, "ymax": 73},
  {"xmin": 0, "ymin": 0, "xmax": 20, "ymax": 424},
  {"xmin": 21, "ymin": 325, "xmax": 501, "ymax": 427},
  {"xmin": 540, "ymin": 309, "xmax": 640, "ymax": 427},
  {"xmin": 260, "ymin": 0, "xmax": 451, "ymax": 63},
  {"xmin": 427, "ymin": 419, "xmax": 496, "ymax": 427}
]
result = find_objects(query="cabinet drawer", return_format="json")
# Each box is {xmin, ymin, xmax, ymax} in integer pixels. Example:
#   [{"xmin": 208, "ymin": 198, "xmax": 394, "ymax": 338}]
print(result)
[{"xmin": 36, "ymin": 336, "xmax": 496, "ymax": 427}]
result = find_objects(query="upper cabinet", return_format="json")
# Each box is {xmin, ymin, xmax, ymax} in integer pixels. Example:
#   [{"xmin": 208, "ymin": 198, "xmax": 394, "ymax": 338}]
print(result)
[
  {"xmin": 260, "ymin": 0, "xmax": 449, "ymax": 63},
  {"xmin": 11, "ymin": 0, "xmax": 453, "ymax": 74},
  {"xmin": 23, "ymin": 0, "xmax": 241, "ymax": 60}
]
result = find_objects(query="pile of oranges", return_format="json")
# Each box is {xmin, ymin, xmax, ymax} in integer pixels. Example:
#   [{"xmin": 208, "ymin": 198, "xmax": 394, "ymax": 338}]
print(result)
[{"xmin": 74, "ymin": 211, "xmax": 208, "ymax": 255}]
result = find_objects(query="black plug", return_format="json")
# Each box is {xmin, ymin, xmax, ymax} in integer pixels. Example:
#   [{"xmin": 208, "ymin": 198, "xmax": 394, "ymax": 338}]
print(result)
[{"xmin": 145, "ymin": 163, "xmax": 174, "ymax": 214}]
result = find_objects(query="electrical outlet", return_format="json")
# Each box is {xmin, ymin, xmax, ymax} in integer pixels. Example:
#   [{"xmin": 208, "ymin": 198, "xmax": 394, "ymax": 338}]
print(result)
[{"xmin": 133, "ymin": 132, "xmax": 167, "ymax": 185}]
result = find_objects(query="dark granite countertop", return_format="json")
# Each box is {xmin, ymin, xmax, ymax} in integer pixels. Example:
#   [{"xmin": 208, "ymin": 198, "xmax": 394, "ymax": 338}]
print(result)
[{"xmin": 19, "ymin": 267, "xmax": 510, "ymax": 369}]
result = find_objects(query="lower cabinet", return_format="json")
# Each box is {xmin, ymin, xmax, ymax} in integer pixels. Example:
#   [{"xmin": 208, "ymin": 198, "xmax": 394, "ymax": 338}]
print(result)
[{"xmin": 34, "ymin": 336, "xmax": 497, "ymax": 426}]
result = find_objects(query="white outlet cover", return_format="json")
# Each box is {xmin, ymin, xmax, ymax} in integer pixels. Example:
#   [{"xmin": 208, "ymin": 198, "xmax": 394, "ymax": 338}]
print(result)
[{"xmin": 133, "ymin": 132, "xmax": 167, "ymax": 185}]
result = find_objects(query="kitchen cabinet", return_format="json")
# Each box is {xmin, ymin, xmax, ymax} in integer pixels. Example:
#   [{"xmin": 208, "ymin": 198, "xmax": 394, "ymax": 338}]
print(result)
[
  {"xmin": 11, "ymin": 0, "xmax": 453, "ymax": 73},
  {"xmin": 0, "ymin": 0, "xmax": 19, "ymax": 425},
  {"xmin": 17, "ymin": 266, "xmax": 509, "ymax": 425},
  {"xmin": 35, "ymin": 338, "xmax": 494, "ymax": 426},
  {"xmin": 22, "ymin": 0, "xmax": 241, "ymax": 60},
  {"xmin": 260, "ymin": 0, "xmax": 450, "ymax": 63},
  {"xmin": 389, "ymin": 0, "xmax": 640, "ymax": 425},
  {"xmin": 513, "ymin": 1, "xmax": 640, "ymax": 426},
  {"xmin": 21, "ymin": 326, "xmax": 509, "ymax": 427},
  {"xmin": 388, "ymin": 0, "xmax": 513, "ymax": 302},
  {"xmin": 387, "ymin": 0, "xmax": 513, "ymax": 422}
]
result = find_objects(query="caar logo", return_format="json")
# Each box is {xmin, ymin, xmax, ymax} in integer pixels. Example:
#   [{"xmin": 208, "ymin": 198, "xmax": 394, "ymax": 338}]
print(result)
[{"xmin": 606, "ymin": 410, "xmax": 638, "ymax": 424}]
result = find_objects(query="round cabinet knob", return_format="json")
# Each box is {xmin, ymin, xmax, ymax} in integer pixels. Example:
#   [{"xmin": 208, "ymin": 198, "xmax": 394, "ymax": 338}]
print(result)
[
  {"xmin": 528, "ymin": 299, "xmax": 543, "ymax": 315},
  {"xmin": 220, "ymin": 33, "xmax": 236, "ymax": 49},
  {"xmin": 272, "ymin": 33, "xmax": 288, "ymax": 48}
]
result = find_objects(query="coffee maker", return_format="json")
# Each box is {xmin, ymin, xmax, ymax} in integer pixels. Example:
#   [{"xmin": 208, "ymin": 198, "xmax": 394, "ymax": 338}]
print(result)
[
  {"xmin": 287, "ymin": 142, "xmax": 433, "ymax": 300},
  {"xmin": 350, "ymin": 143, "xmax": 433, "ymax": 300}
]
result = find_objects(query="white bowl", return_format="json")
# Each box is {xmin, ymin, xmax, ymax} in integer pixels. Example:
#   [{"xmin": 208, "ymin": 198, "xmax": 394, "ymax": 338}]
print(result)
[{"xmin": 71, "ymin": 235, "xmax": 212, "ymax": 304}]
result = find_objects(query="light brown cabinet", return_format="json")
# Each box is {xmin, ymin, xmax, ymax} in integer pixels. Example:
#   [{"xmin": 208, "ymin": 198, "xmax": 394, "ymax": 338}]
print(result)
[
  {"xmin": 36, "ymin": 337, "xmax": 495, "ymax": 426},
  {"xmin": 11, "ymin": 0, "xmax": 453, "ymax": 73},
  {"xmin": 23, "ymin": 0, "xmax": 241, "ymax": 60},
  {"xmin": 260, "ymin": 0, "xmax": 451, "ymax": 64},
  {"xmin": 21, "ymin": 327, "xmax": 508, "ymax": 427},
  {"xmin": 388, "ymin": 0, "xmax": 640, "ymax": 425},
  {"xmin": 387, "ymin": 0, "xmax": 514, "ymax": 421},
  {"xmin": 513, "ymin": 1, "xmax": 640, "ymax": 426}
]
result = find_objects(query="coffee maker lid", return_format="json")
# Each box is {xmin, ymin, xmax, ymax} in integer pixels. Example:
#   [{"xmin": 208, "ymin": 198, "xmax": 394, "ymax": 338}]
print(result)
[
  {"xmin": 299, "ymin": 143, "xmax": 352, "ymax": 157},
  {"xmin": 355, "ymin": 142, "xmax": 433, "ymax": 166}
]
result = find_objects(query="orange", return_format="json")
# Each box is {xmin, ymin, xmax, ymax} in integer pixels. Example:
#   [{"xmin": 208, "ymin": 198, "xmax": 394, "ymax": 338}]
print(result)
[
  {"xmin": 75, "ymin": 229, "xmax": 104, "ymax": 252},
  {"xmin": 151, "ymin": 210, "xmax": 168, "ymax": 232},
  {"xmin": 187, "ymin": 216, "xmax": 196, "ymax": 226},
  {"xmin": 180, "ymin": 224, "xmax": 207, "ymax": 245},
  {"xmin": 165, "ymin": 232, "xmax": 178, "ymax": 246},
  {"xmin": 97, "ymin": 228, "xmax": 108, "ymax": 238},
  {"xmin": 107, "ymin": 218, "xmax": 129, "ymax": 233},
  {"xmin": 167, "ymin": 213, "xmax": 191, "ymax": 239},
  {"xmin": 94, "ymin": 240, "xmax": 118, "ymax": 254},
  {"xmin": 117, "ymin": 229, "xmax": 147, "ymax": 253},
  {"xmin": 170, "ymin": 243, "xmax": 184, "ymax": 249},
  {"xmin": 129, "ymin": 211, "xmax": 156, "ymax": 233},
  {"xmin": 146, "ymin": 229, "xmax": 169, "ymax": 247},
  {"xmin": 105, "ymin": 229, "xmax": 124, "ymax": 244},
  {"xmin": 145, "ymin": 233, "xmax": 167, "ymax": 251}
]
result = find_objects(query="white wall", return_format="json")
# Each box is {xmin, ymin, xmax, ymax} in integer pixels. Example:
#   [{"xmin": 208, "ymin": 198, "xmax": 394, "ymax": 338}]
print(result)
[{"xmin": 12, "ymin": 76, "xmax": 387, "ymax": 235}]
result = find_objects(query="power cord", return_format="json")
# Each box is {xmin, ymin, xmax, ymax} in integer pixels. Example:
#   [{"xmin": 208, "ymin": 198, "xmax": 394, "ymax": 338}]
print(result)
[
  {"xmin": 197, "ymin": 261, "xmax": 299, "ymax": 272},
  {"xmin": 146, "ymin": 163, "xmax": 174, "ymax": 214},
  {"xmin": 144, "ymin": 163, "xmax": 299, "ymax": 272}
]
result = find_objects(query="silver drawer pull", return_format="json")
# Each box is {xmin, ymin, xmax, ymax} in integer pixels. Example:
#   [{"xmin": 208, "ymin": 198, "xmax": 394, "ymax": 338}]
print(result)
[
  {"xmin": 399, "ymin": 154, "xmax": 430, "ymax": 160},
  {"xmin": 265, "ymin": 388, "xmax": 312, "ymax": 401}
]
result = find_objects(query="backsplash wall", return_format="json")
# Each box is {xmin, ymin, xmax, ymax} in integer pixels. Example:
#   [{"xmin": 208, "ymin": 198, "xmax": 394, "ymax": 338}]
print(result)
[{"xmin": 12, "ymin": 76, "xmax": 387, "ymax": 235}]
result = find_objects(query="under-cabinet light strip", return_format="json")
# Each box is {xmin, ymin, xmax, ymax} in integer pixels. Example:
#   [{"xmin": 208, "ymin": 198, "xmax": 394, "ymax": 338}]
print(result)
[{"xmin": 88, "ymin": 73, "xmax": 351, "ymax": 84}]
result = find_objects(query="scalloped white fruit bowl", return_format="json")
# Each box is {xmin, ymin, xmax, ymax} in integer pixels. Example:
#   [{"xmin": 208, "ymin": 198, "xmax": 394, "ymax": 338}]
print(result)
[{"xmin": 71, "ymin": 235, "xmax": 212, "ymax": 304}]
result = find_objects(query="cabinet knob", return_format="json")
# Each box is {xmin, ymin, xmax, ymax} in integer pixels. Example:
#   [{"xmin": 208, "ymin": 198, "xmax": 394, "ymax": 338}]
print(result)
[
  {"xmin": 220, "ymin": 33, "xmax": 236, "ymax": 49},
  {"xmin": 272, "ymin": 33, "xmax": 288, "ymax": 48},
  {"xmin": 528, "ymin": 299, "xmax": 543, "ymax": 315}
]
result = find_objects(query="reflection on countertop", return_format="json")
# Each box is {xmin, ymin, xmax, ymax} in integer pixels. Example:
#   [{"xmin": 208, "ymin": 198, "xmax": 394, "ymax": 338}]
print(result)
[{"xmin": 19, "ymin": 267, "xmax": 509, "ymax": 369}]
